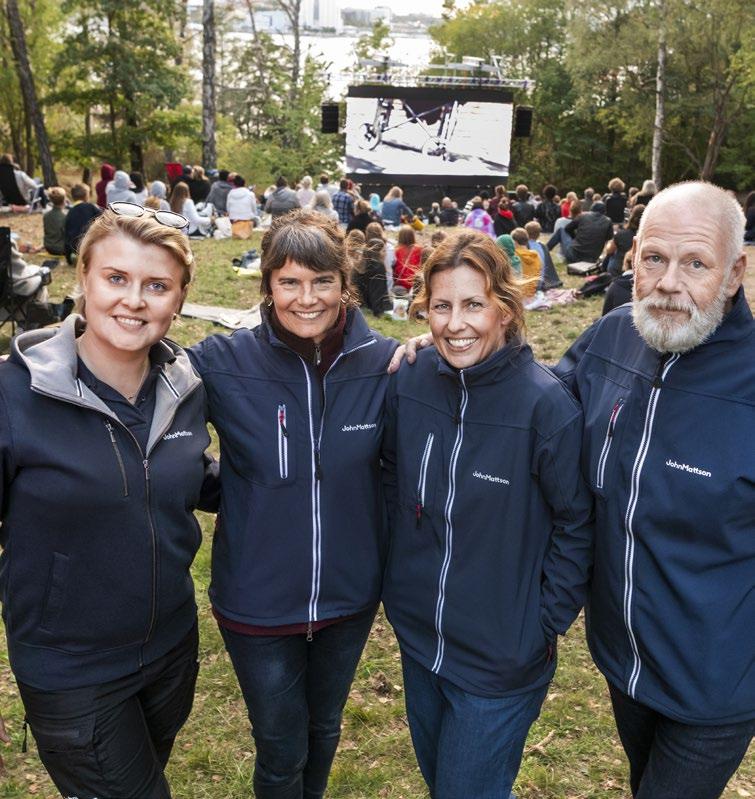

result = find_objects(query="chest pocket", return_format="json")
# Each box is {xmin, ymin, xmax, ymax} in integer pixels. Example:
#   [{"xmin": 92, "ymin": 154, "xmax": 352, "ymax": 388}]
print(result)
[
  {"xmin": 585, "ymin": 379, "xmax": 630, "ymax": 495},
  {"xmin": 409, "ymin": 429, "xmax": 442, "ymax": 527},
  {"xmin": 219, "ymin": 392, "xmax": 298, "ymax": 488}
]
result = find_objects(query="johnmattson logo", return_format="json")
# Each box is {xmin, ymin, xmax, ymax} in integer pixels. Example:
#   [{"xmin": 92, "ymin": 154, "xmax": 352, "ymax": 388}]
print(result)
[
  {"xmin": 163, "ymin": 430, "xmax": 194, "ymax": 440},
  {"xmin": 473, "ymin": 470, "xmax": 510, "ymax": 485},
  {"xmin": 665, "ymin": 459, "xmax": 712, "ymax": 478},
  {"xmin": 341, "ymin": 423, "xmax": 378, "ymax": 432}
]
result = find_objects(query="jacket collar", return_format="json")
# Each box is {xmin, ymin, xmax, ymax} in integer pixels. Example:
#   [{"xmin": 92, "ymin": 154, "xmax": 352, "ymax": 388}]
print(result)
[
  {"xmin": 698, "ymin": 287, "xmax": 753, "ymax": 348},
  {"xmin": 435, "ymin": 337, "xmax": 533, "ymax": 386},
  {"xmin": 12, "ymin": 314, "xmax": 202, "ymax": 453},
  {"xmin": 261, "ymin": 305, "xmax": 375, "ymax": 357}
]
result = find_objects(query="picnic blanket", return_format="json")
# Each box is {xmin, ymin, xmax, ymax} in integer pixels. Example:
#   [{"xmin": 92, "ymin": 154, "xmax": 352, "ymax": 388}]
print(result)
[{"xmin": 181, "ymin": 301, "xmax": 261, "ymax": 330}]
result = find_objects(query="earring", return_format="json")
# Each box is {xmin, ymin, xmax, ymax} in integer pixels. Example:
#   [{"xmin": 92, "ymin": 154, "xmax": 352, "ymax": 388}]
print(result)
[
  {"xmin": 341, "ymin": 290, "xmax": 351, "ymax": 305},
  {"xmin": 265, "ymin": 295, "xmax": 274, "ymax": 307}
]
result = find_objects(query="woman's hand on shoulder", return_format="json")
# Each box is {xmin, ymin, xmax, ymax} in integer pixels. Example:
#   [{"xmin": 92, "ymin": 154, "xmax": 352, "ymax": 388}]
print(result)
[{"xmin": 387, "ymin": 333, "xmax": 433, "ymax": 373}]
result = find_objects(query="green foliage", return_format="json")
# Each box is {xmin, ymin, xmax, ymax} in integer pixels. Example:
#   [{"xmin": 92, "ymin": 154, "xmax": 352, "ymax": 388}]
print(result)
[
  {"xmin": 218, "ymin": 35, "xmax": 341, "ymax": 187},
  {"xmin": 48, "ymin": 0, "xmax": 190, "ymax": 170},
  {"xmin": 353, "ymin": 20, "xmax": 395, "ymax": 63},
  {"xmin": 430, "ymin": 0, "xmax": 755, "ymax": 190}
]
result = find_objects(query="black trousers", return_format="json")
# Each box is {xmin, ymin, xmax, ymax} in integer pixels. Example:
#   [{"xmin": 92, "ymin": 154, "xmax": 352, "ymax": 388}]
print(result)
[{"xmin": 18, "ymin": 624, "xmax": 199, "ymax": 799}]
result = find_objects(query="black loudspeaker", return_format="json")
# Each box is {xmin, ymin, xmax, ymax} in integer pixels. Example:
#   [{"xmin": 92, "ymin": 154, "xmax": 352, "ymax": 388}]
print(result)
[
  {"xmin": 321, "ymin": 104, "xmax": 339, "ymax": 133},
  {"xmin": 513, "ymin": 106, "xmax": 533, "ymax": 138}
]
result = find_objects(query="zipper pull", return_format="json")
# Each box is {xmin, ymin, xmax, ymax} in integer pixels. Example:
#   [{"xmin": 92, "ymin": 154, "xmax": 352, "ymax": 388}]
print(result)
[
  {"xmin": 314, "ymin": 345, "xmax": 322, "ymax": 367},
  {"xmin": 608, "ymin": 398, "xmax": 623, "ymax": 437},
  {"xmin": 416, "ymin": 502, "xmax": 423, "ymax": 528},
  {"xmin": 278, "ymin": 407, "xmax": 288, "ymax": 437},
  {"xmin": 306, "ymin": 621, "xmax": 313, "ymax": 642},
  {"xmin": 143, "ymin": 459, "xmax": 150, "ymax": 481},
  {"xmin": 314, "ymin": 447, "xmax": 323, "ymax": 480},
  {"xmin": 652, "ymin": 355, "xmax": 668, "ymax": 389},
  {"xmin": 105, "ymin": 421, "xmax": 116, "ymax": 442}
]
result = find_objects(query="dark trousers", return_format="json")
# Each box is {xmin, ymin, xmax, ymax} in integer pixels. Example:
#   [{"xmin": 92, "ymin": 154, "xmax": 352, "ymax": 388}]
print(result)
[
  {"xmin": 220, "ymin": 607, "xmax": 376, "ymax": 799},
  {"xmin": 608, "ymin": 682, "xmax": 754, "ymax": 799},
  {"xmin": 18, "ymin": 624, "xmax": 199, "ymax": 799}
]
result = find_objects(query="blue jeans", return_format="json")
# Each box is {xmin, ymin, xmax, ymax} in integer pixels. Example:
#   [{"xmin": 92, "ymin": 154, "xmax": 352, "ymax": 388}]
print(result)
[
  {"xmin": 546, "ymin": 226, "xmax": 575, "ymax": 262},
  {"xmin": 608, "ymin": 682, "xmax": 755, "ymax": 799},
  {"xmin": 220, "ymin": 608, "xmax": 375, "ymax": 799},
  {"xmin": 401, "ymin": 651, "xmax": 547, "ymax": 799}
]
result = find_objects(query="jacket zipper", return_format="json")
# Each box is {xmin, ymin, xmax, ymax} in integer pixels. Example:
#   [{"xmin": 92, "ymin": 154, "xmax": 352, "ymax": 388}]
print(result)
[
  {"xmin": 431, "ymin": 372, "xmax": 468, "ymax": 674},
  {"xmin": 299, "ymin": 338, "xmax": 377, "ymax": 630},
  {"xmin": 416, "ymin": 432, "xmax": 435, "ymax": 527},
  {"xmin": 596, "ymin": 398, "xmax": 624, "ymax": 489},
  {"xmin": 104, "ymin": 421, "xmax": 129, "ymax": 497},
  {"xmin": 623, "ymin": 353, "xmax": 679, "ymax": 698},
  {"xmin": 278, "ymin": 403, "xmax": 289, "ymax": 479},
  {"xmin": 142, "ymin": 458, "xmax": 158, "ymax": 663}
]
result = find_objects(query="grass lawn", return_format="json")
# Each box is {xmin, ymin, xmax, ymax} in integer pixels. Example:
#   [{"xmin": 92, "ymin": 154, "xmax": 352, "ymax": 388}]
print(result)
[{"xmin": 0, "ymin": 215, "xmax": 752, "ymax": 798}]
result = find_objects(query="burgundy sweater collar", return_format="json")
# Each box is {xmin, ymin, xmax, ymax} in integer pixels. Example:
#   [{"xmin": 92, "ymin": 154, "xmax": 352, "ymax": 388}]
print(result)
[{"xmin": 269, "ymin": 305, "xmax": 347, "ymax": 378}]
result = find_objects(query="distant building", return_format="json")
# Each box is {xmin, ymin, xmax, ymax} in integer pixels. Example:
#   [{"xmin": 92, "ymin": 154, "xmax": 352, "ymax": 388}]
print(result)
[{"xmin": 302, "ymin": 0, "xmax": 342, "ymax": 31}]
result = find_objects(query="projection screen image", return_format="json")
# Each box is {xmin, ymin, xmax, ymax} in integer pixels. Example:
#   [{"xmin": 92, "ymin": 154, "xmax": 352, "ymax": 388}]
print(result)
[{"xmin": 346, "ymin": 85, "xmax": 514, "ymax": 182}]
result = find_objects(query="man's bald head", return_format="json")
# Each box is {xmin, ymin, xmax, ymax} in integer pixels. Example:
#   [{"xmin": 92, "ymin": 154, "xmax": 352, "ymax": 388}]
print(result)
[
  {"xmin": 630, "ymin": 181, "xmax": 748, "ymax": 353},
  {"xmin": 636, "ymin": 181, "xmax": 745, "ymax": 271}
]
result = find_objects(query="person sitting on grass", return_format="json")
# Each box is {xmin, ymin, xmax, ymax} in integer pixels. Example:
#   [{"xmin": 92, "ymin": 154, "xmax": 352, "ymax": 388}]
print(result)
[
  {"xmin": 43, "ymin": 186, "xmax": 68, "ymax": 256},
  {"xmin": 64, "ymin": 183, "xmax": 101, "ymax": 264},
  {"xmin": 439, "ymin": 196, "xmax": 460, "ymax": 227},
  {"xmin": 511, "ymin": 227, "xmax": 541, "ymax": 297},
  {"xmin": 393, "ymin": 224, "xmax": 423, "ymax": 293},
  {"xmin": 170, "ymin": 181, "xmax": 213, "ymax": 237},
  {"xmin": 547, "ymin": 200, "xmax": 612, "ymax": 264},
  {"xmin": 525, "ymin": 220, "xmax": 562, "ymax": 290}
]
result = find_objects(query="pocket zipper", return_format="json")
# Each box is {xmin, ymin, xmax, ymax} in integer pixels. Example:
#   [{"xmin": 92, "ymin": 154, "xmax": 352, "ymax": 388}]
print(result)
[
  {"xmin": 596, "ymin": 399, "xmax": 624, "ymax": 489},
  {"xmin": 104, "ymin": 421, "xmax": 129, "ymax": 496},
  {"xmin": 416, "ymin": 432, "xmax": 435, "ymax": 527},
  {"xmin": 278, "ymin": 404, "xmax": 289, "ymax": 479}
]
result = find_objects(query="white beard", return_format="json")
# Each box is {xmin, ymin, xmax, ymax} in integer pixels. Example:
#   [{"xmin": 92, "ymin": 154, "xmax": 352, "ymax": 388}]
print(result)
[{"xmin": 632, "ymin": 284, "xmax": 728, "ymax": 354}]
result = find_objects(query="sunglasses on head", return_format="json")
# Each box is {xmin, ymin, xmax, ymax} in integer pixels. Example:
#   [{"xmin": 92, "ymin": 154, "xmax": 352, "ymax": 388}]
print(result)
[{"xmin": 108, "ymin": 201, "xmax": 188, "ymax": 230}]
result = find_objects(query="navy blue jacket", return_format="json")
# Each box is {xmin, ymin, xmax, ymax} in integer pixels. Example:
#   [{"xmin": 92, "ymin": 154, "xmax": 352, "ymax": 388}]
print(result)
[
  {"xmin": 189, "ymin": 309, "xmax": 398, "ymax": 627},
  {"xmin": 555, "ymin": 290, "xmax": 755, "ymax": 724},
  {"xmin": 0, "ymin": 316, "xmax": 212, "ymax": 690},
  {"xmin": 382, "ymin": 342, "xmax": 594, "ymax": 697}
]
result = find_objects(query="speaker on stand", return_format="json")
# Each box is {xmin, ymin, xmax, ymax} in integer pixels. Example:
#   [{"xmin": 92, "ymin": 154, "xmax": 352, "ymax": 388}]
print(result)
[
  {"xmin": 513, "ymin": 106, "xmax": 533, "ymax": 138},
  {"xmin": 321, "ymin": 104, "xmax": 340, "ymax": 134}
]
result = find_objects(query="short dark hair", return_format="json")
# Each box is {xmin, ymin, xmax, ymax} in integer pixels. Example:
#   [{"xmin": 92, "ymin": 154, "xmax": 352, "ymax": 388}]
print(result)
[
  {"xmin": 320, "ymin": 173, "xmax": 329, "ymax": 184},
  {"xmin": 543, "ymin": 184, "xmax": 557, "ymax": 200},
  {"xmin": 233, "ymin": 174, "xmax": 245, "ymax": 187},
  {"xmin": 260, "ymin": 209, "xmax": 356, "ymax": 303},
  {"xmin": 276, "ymin": 175, "xmax": 288, "ymax": 188},
  {"xmin": 339, "ymin": 179, "xmax": 348, "ymax": 190},
  {"xmin": 71, "ymin": 183, "xmax": 89, "ymax": 201},
  {"xmin": 218, "ymin": 169, "xmax": 229, "ymax": 182}
]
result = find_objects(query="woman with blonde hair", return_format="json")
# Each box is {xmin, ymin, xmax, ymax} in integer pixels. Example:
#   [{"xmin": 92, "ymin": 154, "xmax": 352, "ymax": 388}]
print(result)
[
  {"xmin": 382, "ymin": 229, "xmax": 593, "ymax": 799},
  {"xmin": 0, "ymin": 205, "xmax": 216, "ymax": 797}
]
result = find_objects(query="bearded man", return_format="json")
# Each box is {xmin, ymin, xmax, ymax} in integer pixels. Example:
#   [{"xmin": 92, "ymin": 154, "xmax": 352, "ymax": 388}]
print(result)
[{"xmin": 555, "ymin": 181, "xmax": 753, "ymax": 799}]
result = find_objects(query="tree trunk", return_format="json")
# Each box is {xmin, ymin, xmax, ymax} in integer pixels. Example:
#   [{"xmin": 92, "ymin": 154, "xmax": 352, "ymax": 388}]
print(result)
[
  {"xmin": 4, "ymin": 0, "xmax": 57, "ymax": 185},
  {"xmin": 202, "ymin": 0, "xmax": 217, "ymax": 170},
  {"xmin": 651, "ymin": 1, "xmax": 666, "ymax": 190},
  {"xmin": 24, "ymin": 104, "xmax": 33, "ymax": 174}
]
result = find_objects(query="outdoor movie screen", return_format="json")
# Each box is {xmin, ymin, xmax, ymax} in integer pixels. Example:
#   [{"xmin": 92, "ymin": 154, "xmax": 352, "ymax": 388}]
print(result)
[{"xmin": 345, "ymin": 85, "xmax": 514, "ymax": 184}]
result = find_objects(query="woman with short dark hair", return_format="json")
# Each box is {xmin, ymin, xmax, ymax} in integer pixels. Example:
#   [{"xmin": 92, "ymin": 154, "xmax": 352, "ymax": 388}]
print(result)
[{"xmin": 188, "ymin": 210, "xmax": 398, "ymax": 799}]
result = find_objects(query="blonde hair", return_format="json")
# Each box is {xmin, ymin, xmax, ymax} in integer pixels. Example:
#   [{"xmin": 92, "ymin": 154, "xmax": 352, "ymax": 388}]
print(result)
[
  {"xmin": 48, "ymin": 186, "xmax": 67, "ymax": 207},
  {"xmin": 410, "ymin": 230, "xmax": 525, "ymax": 342},
  {"xmin": 74, "ymin": 211, "xmax": 195, "ymax": 315}
]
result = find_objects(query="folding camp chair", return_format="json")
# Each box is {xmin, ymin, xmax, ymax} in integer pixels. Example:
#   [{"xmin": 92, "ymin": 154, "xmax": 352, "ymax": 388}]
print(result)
[
  {"xmin": 0, "ymin": 163, "xmax": 28, "ymax": 206},
  {"xmin": 0, "ymin": 226, "xmax": 28, "ymax": 336}
]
